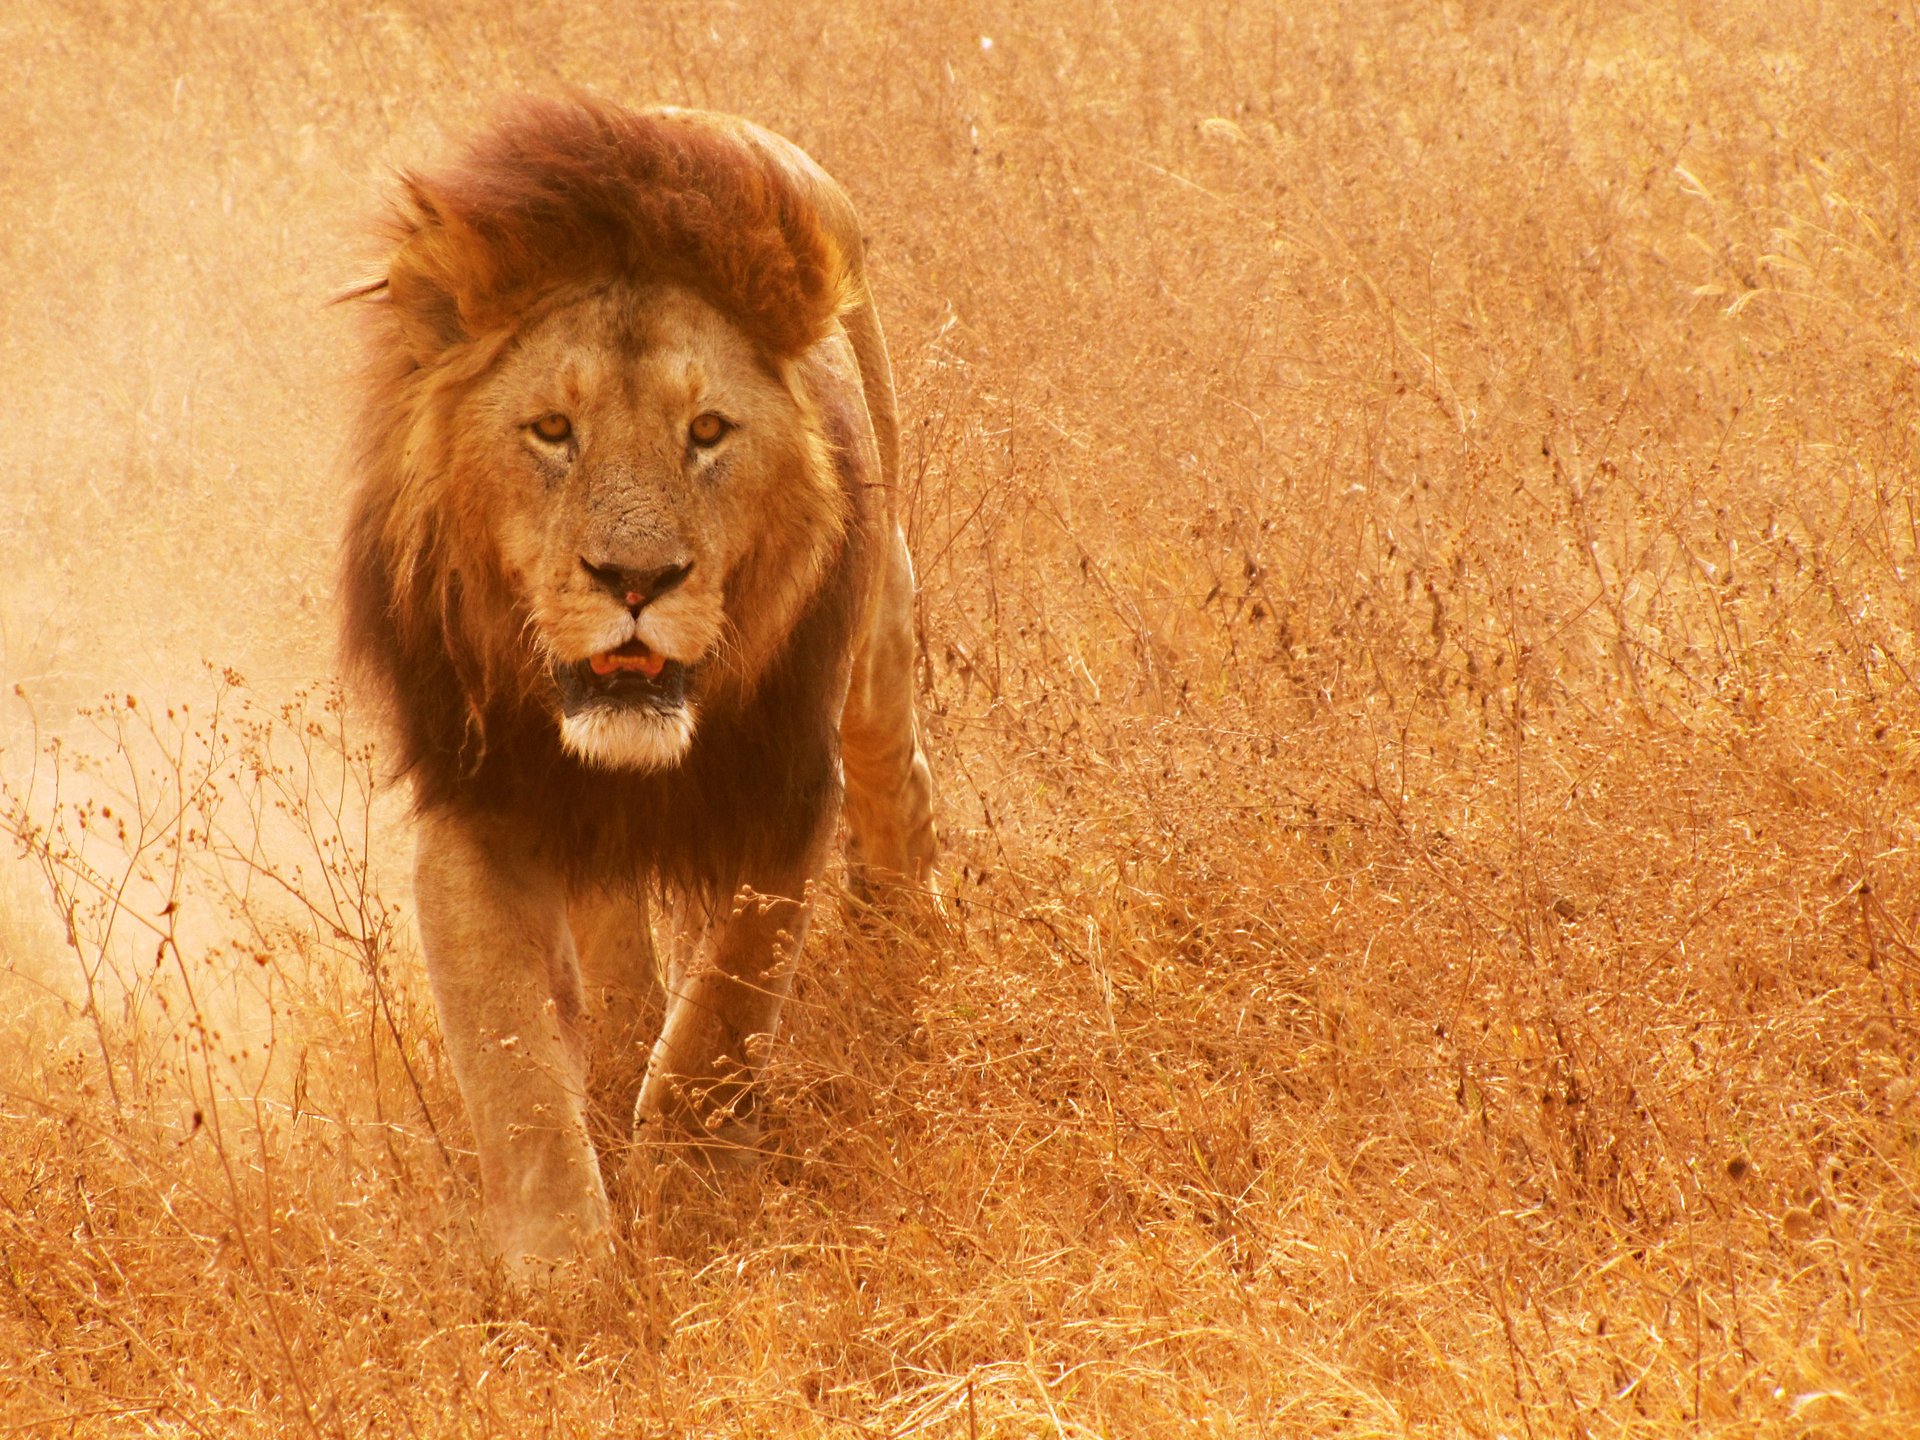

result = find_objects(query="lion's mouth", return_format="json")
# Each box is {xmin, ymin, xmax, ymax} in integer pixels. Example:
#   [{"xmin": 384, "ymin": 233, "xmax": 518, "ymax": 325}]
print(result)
[
  {"xmin": 554, "ymin": 639, "xmax": 692, "ymax": 715},
  {"xmin": 589, "ymin": 639, "xmax": 667, "ymax": 680}
]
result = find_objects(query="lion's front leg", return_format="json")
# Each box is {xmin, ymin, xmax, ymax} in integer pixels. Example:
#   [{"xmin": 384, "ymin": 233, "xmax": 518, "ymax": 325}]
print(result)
[
  {"xmin": 568, "ymin": 884, "xmax": 664, "ymax": 1161},
  {"xmin": 415, "ymin": 808, "xmax": 611, "ymax": 1274},
  {"xmin": 634, "ymin": 854, "xmax": 826, "ymax": 1158}
]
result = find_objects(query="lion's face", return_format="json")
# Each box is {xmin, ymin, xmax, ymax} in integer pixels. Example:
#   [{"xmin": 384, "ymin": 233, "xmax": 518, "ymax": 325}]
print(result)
[{"xmin": 441, "ymin": 283, "xmax": 847, "ymax": 771}]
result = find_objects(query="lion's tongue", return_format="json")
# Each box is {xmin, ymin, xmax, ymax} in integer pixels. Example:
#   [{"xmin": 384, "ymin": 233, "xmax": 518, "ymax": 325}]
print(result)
[{"xmin": 589, "ymin": 642, "xmax": 666, "ymax": 679}]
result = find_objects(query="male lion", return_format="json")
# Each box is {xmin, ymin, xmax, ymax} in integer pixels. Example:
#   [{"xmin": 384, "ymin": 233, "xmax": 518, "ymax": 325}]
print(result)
[{"xmin": 340, "ymin": 98, "xmax": 937, "ymax": 1274}]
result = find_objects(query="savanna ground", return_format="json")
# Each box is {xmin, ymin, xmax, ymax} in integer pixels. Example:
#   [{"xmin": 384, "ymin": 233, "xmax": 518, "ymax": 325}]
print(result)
[{"xmin": 2, "ymin": 1, "xmax": 1918, "ymax": 1434}]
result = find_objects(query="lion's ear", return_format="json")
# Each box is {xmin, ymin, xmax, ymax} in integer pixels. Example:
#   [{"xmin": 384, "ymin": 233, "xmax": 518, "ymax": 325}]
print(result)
[
  {"xmin": 388, "ymin": 253, "xmax": 468, "ymax": 360},
  {"xmin": 385, "ymin": 178, "xmax": 476, "ymax": 361}
]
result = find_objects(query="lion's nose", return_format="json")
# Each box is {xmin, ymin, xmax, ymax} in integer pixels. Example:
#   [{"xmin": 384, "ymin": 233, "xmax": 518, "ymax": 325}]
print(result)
[{"xmin": 581, "ymin": 557, "xmax": 694, "ymax": 616}]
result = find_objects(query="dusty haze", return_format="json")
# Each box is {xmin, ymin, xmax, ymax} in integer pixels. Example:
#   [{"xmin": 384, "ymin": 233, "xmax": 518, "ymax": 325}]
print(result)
[{"xmin": 3, "ymin": 1, "xmax": 1918, "ymax": 1435}]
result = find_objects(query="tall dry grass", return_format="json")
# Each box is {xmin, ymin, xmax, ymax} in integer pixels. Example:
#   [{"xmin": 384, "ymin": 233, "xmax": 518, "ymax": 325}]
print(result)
[{"xmin": 2, "ymin": 0, "xmax": 1917, "ymax": 1434}]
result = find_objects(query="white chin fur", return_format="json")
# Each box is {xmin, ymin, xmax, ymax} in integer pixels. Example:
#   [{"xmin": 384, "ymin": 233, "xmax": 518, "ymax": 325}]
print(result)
[{"xmin": 560, "ymin": 705, "xmax": 697, "ymax": 771}]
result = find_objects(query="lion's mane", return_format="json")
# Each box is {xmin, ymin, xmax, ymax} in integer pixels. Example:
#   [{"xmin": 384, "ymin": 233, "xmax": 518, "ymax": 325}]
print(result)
[{"xmin": 341, "ymin": 97, "xmax": 871, "ymax": 894}]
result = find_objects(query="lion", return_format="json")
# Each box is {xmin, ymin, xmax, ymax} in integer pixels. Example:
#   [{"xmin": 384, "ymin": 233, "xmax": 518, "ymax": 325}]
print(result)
[{"xmin": 339, "ymin": 97, "xmax": 938, "ymax": 1274}]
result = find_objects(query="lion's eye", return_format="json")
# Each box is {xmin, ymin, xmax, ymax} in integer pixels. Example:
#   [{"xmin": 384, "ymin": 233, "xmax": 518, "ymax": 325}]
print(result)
[
  {"xmin": 688, "ymin": 412, "xmax": 731, "ymax": 448},
  {"xmin": 530, "ymin": 413, "xmax": 573, "ymax": 444}
]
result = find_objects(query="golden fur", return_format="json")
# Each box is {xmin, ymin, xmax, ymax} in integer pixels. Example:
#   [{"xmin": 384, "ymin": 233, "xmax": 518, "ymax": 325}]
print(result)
[{"xmin": 340, "ymin": 98, "xmax": 937, "ymax": 1274}]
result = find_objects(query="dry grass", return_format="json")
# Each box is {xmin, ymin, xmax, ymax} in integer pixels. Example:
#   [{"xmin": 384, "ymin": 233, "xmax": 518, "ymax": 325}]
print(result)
[{"xmin": 3, "ymin": 0, "xmax": 1919, "ymax": 1434}]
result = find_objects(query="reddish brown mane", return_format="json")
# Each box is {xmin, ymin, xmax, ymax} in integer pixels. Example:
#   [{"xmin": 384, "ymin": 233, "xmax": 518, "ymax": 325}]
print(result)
[
  {"xmin": 390, "ymin": 96, "xmax": 846, "ymax": 356},
  {"xmin": 339, "ymin": 100, "xmax": 873, "ymax": 894}
]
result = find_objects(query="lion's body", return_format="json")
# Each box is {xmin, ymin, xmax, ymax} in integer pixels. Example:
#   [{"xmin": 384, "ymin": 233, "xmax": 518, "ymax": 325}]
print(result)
[{"xmin": 341, "ymin": 99, "xmax": 936, "ymax": 1272}]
